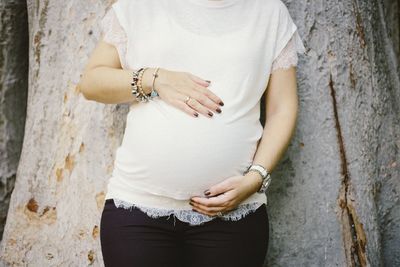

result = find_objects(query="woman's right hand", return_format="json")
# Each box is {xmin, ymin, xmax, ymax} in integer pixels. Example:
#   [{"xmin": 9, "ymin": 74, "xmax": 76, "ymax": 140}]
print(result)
[{"xmin": 143, "ymin": 68, "xmax": 224, "ymax": 118}]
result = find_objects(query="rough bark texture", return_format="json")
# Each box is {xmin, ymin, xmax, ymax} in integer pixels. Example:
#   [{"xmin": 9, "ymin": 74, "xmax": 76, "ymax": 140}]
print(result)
[
  {"xmin": 0, "ymin": 0, "xmax": 399, "ymax": 266},
  {"xmin": 382, "ymin": 0, "xmax": 399, "ymax": 65},
  {"xmin": 0, "ymin": 0, "xmax": 123, "ymax": 265},
  {"xmin": 269, "ymin": 0, "xmax": 400, "ymax": 266},
  {"xmin": 265, "ymin": 0, "xmax": 400, "ymax": 266},
  {"xmin": 0, "ymin": 0, "xmax": 28, "ymax": 241}
]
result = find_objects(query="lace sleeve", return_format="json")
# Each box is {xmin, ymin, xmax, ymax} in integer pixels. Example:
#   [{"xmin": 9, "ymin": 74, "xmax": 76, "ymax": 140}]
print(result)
[
  {"xmin": 100, "ymin": 7, "xmax": 128, "ymax": 69},
  {"xmin": 271, "ymin": 30, "xmax": 306, "ymax": 72}
]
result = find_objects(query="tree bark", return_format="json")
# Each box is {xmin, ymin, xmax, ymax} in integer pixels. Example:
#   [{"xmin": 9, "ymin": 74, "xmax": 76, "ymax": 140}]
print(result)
[
  {"xmin": 0, "ymin": 0, "xmax": 125, "ymax": 265},
  {"xmin": 264, "ymin": 1, "xmax": 399, "ymax": 266},
  {"xmin": 0, "ymin": 0, "xmax": 399, "ymax": 266},
  {"xmin": 382, "ymin": 0, "xmax": 399, "ymax": 65}
]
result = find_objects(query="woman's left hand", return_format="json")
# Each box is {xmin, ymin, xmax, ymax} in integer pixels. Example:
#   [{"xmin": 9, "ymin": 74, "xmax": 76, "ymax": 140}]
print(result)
[{"xmin": 189, "ymin": 172, "xmax": 263, "ymax": 217}]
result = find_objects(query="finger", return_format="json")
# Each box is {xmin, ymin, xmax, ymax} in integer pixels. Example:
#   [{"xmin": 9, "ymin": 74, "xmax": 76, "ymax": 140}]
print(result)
[
  {"xmin": 191, "ymin": 193, "xmax": 229, "ymax": 207},
  {"xmin": 192, "ymin": 199, "xmax": 238, "ymax": 211},
  {"xmin": 189, "ymin": 88, "xmax": 222, "ymax": 115},
  {"xmin": 170, "ymin": 93, "xmax": 199, "ymax": 118},
  {"xmin": 190, "ymin": 201, "xmax": 226, "ymax": 212},
  {"xmin": 204, "ymin": 179, "xmax": 235, "ymax": 197},
  {"xmin": 192, "ymin": 205, "xmax": 238, "ymax": 217},
  {"xmin": 184, "ymin": 94, "xmax": 214, "ymax": 118},
  {"xmin": 193, "ymin": 84, "xmax": 224, "ymax": 107},
  {"xmin": 191, "ymin": 205, "xmax": 228, "ymax": 217},
  {"xmin": 187, "ymin": 73, "xmax": 211, "ymax": 87}
]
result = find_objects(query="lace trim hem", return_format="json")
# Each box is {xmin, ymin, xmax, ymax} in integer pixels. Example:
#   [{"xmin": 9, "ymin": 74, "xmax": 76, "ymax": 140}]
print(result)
[
  {"xmin": 112, "ymin": 198, "xmax": 265, "ymax": 226},
  {"xmin": 271, "ymin": 29, "xmax": 307, "ymax": 72}
]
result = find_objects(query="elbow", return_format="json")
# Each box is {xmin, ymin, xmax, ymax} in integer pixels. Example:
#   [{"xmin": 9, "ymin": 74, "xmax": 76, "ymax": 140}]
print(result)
[
  {"xmin": 77, "ymin": 82, "xmax": 90, "ymax": 100},
  {"xmin": 78, "ymin": 72, "xmax": 95, "ymax": 101}
]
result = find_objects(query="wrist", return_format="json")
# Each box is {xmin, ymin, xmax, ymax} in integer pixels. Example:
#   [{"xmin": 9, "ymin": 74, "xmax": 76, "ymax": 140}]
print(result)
[
  {"xmin": 153, "ymin": 67, "xmax": 166, "ymax": 91},
  {"xmin": 243, "ymin": 171, "xmax": 263, "ymax": 193}
]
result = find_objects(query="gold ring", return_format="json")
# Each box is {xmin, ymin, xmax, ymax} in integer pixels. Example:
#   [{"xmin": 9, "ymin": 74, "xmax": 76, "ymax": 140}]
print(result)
[{"xmin": 184, "ymin": 96, "xmax": 191, "ymax": 104}]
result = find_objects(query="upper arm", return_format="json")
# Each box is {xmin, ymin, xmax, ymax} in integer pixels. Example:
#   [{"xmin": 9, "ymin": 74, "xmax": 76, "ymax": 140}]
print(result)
[
  {"xmin": 81, "ymin": 5, "xmax": 128, "ymax": 80},
  {"xmin": 262, "ymin": 2, "xmax": 306, "ymax": 119},
  {"xmin": 82, "ymin": 37, "xmax": 123, "ymax": 74},
  {"xmin": 265, "ymin": 66, "xmax": 298, "ymax": 119},
  {"xmin": 78, "ymin": 37, "xmax": 123, "ymax": 98},
  {"xmin": 264, "ymin": 29, "xmax": 304, "ymax": 119}
]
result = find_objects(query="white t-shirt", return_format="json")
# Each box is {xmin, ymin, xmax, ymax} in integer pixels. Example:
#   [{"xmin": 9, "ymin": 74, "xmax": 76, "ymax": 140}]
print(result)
[{"xmin": 99, "ymin": 0, "xmax": 306, "ymax": 225}]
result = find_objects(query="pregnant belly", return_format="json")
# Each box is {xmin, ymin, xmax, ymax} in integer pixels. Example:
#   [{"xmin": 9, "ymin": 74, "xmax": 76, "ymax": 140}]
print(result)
[{"xmin": 111, "ymin": 101, "xmax": 263, "ymax": 200}]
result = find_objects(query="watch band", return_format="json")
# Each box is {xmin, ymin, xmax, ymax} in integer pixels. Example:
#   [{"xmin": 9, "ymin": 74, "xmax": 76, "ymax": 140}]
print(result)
[{"xmin": 243, "ymin": 164, "xmax": 271, "ymax": 193}]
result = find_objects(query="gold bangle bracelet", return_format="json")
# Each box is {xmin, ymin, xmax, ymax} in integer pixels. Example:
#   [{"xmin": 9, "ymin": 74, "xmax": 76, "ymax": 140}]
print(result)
[
  {"xmin": 151, "ymin": 67, "xmax": 160, "ymax": 93},
  {"xmin": 137, "ymin": 67, "xmax": 149, "ymax": 102}
]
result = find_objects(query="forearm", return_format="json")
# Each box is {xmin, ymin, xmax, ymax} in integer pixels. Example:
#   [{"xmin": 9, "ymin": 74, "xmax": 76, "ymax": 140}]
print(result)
[
  {"xmin": 253, "ymin": 110, "xmax": 298, "ymax": 173},
  {"xmin": 239, "ymin": 111, "xmax": 297, "ymax": 192},
  {"xmin": 243, "ymin": 110, "xmax": 298, "ymax": 191},
  {"xmin": 79, "ymin": 66, "xmax": 156, "ymax": 104},
  {"xmin": 191, "ymin": 110, "xmax": 299, "ymax": 211}
]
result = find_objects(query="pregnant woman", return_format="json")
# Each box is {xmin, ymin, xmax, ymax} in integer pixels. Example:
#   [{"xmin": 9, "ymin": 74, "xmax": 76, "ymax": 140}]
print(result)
[{"xmin": 79, "ymin": 0, "xmax": 306, "ymax": 266}]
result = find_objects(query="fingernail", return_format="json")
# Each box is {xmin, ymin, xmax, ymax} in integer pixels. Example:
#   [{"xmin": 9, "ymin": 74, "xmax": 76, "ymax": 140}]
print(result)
[
  {"xmin": 205, "ymin": 80, "xmax": 211, "ymax": 84},
  {"xmin": 204, "ymin": 190, "xmax": 210, "ymax": 196},
  {"xmin": 208, "ymin": 111, "xmax": 213, "ymax": 117},
  {"xmin": 189, "ymin": 201, "xmax": 194, "ymax": 206},
  {"xmin": 216, "ymin": 108, "xmax": 222, "ymax": 113},
  {"xmin": 219, "ymin": 101, "xmax": 224, "ymax": 106},
  {"xmin": 194, "ymin": 113, "xmax": 199, "ymax": 117},
  {"xmin": 192, "ymin": 208, "xmax": 197, "ymax": 212}
]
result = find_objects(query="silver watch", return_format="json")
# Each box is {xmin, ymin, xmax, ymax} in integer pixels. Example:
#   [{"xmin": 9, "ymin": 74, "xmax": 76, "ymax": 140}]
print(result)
[{"xmin": 243, "ymin": 164, "xmax": 271, "ymax": 193}]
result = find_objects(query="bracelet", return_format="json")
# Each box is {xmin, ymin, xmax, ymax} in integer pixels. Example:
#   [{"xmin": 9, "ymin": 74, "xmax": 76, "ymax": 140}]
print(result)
[
  {"xmin": 243, "ymin": 164, "xmax": 271, "ymax": 193},
  {"xmin": 131, "ymin": 68, "xmax": 150, "ymax": 102},
  {"xmin": 137, "ymin": 67, "xmax": 148, "ymax": 100},
  {"xmin": 150, "ymin": 67, "xmax": 160, "ymax": 99}
]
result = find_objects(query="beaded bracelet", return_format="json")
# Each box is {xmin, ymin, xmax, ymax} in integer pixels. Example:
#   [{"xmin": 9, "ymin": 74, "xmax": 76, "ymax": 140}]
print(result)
[
  {"xmin": 131, "ymin": 68, "xmax": 150, "ymax": 102},
  {"xmin": 137, "ymin": 67, "xmax": 148, "ymax": 100},
  {"xmin": 131, "ymin": 67, "xmax": 160, "ymax": 102}
]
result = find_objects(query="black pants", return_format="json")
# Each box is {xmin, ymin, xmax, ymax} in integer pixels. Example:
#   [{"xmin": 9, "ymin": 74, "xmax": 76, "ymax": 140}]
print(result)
[{"xmin": 100, "ymin": 198, "xmax": 269, "ymax": 267}]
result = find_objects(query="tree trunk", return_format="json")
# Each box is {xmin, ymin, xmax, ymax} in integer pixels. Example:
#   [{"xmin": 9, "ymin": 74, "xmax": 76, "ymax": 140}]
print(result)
[
  {"xmin": 0, "ymin": 0, "xmax": 399, "ymax": 266},
  {"xmin": 0, "ymin": 0, "xmax": 28, "ymax": 241},
  {"xmin": 382, "ymin": 0, "xmax": 400, "ymax": 65}
]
